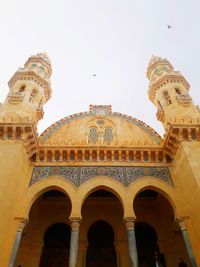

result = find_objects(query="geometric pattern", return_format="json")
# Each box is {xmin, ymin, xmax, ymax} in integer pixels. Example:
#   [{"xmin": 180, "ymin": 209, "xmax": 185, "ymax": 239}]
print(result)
[
  {"xmin": 88, "ymin": 128, "xmax": 99, "ymax": 144},
  {"xmin": 30, "ymin": 166, "xmax": 173, "ymax": 187},
  {"xmin": 103, "ymin": 128, "xmax": 113, "ymax": 144}
]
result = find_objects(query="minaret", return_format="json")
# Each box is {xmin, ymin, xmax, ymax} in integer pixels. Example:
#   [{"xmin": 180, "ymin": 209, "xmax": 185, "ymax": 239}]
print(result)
[
  {"xmin": 0, "ymin": 52, "xmax": 52, "ymax": 123},
  {"xmin": 147, "ymin": 56, "xmax": 200, "ymax": 131}
]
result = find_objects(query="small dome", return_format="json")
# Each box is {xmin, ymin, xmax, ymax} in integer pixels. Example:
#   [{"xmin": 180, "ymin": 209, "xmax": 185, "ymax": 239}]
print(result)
[
  {"xmin": 24, "ymin": 52, "xmax": 52, "ymax": 75},
  {"xmin": 147, "ymin": 55, "xmax": 173, "ymax": 79},
  {"xmin": 36, "ymin": 52, "xmax": 51, "ymax": 65},
  {"xmin": 147, "ymin": 55, "xmax": 167, "ymax": 68}
]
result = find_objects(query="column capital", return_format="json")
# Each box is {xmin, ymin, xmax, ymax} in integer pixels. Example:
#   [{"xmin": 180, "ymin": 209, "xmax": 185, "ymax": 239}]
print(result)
[
  {"xmin": 70, "ymin": 217, "xmax": 81, "ymax": 231},
  {"xmin": 176, "ymin": 216, "xmax": 189, "ymax": 231},
  {"xmin": 124, "ymin": 217, "xmax": 137, "ymax": 231},
  {"xmin": 14, "ymin": 217, "xmax": 28, "ymax": 232}
]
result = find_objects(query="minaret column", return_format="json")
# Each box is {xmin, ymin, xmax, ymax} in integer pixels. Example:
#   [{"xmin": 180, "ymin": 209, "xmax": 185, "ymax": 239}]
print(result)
[
  {"xmin": 177, "ymin": 217, "xmax": 197, "ymax": 267},
  {"xmin": 69, "ymin": 217, "xmax": 81, "ymax": 267},
  {"xmin": 9, "ymin": 217, "xmax": 28, "ymax": 267},
  {"xmin": 124, "ymin": 217, "xmax": 138, "ymax": 267}
]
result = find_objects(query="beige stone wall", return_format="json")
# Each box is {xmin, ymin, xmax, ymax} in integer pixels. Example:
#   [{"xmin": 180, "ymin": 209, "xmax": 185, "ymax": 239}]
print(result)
[
  {"xmin": 0, "ymin": 141, "xmax": 32, "ymax": 267},
  {"xmin": 172, "ymin": 142, "xmax": 200, "ymax": 265}
]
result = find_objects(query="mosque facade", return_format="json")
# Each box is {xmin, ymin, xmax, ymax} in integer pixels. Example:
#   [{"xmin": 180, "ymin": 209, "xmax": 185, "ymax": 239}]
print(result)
[{"xmin": 0, "ymin": 53, "xmax": 200, "ymax": 267}]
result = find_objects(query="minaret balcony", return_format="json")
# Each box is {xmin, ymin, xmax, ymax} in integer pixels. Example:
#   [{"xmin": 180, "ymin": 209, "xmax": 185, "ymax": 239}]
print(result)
[
  {"xmin": 156, "ymin": 108, "xmax": 165, "ymax": 122},
  {"xmin": 8, "ymin": 91, "xmax": 25, "ymax": 104},
  {"xmin": 176, "ymin": 93, "xmax": 192, "ymax": 106}
]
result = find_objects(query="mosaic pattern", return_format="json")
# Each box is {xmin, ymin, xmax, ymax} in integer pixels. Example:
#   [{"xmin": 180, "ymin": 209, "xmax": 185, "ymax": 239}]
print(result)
[
  {"xmin": 30, "ymin": 166, "xmax": 173, "ymax": 187},
  {"xmin": 88, "ymin": 128, "xmax": 99, "ymax": 144},
  {"xmin": 103, "ymin": 127, "xmax": 113, "ymax": 144}
]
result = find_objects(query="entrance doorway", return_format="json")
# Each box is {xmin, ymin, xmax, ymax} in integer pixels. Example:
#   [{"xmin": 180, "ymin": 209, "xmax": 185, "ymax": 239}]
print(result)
[
  {"xmin": 39, "ymin": 223, "xmax": 71, "ymax": 267},
  {"xmin": 135, "ymin": 222, "xmax": 159, "ymax": 267},
  {"xmin": 86, "ymin": 220, "xmax": 117, "ymax": 267},
  {"xmin": 14, "ymin": 189, "xmax": 72, "ymax": 267},
  {"xmin": 134, "ymin": 189, "xmax": 189, "ymax": 267}
]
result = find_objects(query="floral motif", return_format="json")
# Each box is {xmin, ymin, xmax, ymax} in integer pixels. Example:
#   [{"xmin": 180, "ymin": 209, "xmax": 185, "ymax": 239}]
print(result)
[{"xmin": 30, "ymin": 166, "xmax": 173, "ymax": 187}]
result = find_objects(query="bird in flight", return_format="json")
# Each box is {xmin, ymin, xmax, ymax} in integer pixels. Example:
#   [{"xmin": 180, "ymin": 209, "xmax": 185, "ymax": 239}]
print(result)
[{"xmin": 167, "ymin": 24, "xmax": 172, "ymax": 29}]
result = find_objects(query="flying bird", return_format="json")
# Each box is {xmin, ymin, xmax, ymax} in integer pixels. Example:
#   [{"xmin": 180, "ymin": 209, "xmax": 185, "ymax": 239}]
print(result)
[{"xmin": 167, "ymin": 24, "xmax": 172, "ymax": 29}]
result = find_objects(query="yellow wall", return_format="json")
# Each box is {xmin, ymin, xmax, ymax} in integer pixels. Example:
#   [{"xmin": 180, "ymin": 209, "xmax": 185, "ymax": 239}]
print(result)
[
  {"xmin": 172, "ymin": 142, "xmax": 200, "ymax": 265},
  {"xmin": 0, "ymin": 141, "xmax": 31, "ymax": 267}
]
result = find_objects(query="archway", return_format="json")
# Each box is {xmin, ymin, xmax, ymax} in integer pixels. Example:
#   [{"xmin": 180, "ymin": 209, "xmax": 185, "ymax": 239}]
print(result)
[
  {"xmin": 86, "ymin": 220, "xmax": 117, "ymax": 267},
  {"xmin": 39, "ymin": 223, "xmax": 71, "ymax": 267},
  {"xmin": 14, "ymin": 189, "xmax": 72, "ymax": 267},
  {"xmin": 135, "ymin": 222, "xmax": 158, "ymax": 267},
  {"xmin": 134, "ymin": 189, "xmax": 189, "ymax": 267},
  {"xmin": 81, "ymin": 189, "xmax": 127, "ymax": 267}
]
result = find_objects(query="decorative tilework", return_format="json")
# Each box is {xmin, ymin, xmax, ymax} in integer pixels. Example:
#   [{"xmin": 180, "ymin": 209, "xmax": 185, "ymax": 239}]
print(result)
[
  {"xmin": 103, "ymin": 127, "xmax": 114, "ymax": 144},
  {"xmin": 88, "ymin": 128, "xmax": 99, "ymax": 144},
  {"xmin": 30, "ymin": 166, "xmax": 173, "ymax": 187},
  {"xmin": 126, "ymin": 167, "xmax": 172, "ymax": 185}
]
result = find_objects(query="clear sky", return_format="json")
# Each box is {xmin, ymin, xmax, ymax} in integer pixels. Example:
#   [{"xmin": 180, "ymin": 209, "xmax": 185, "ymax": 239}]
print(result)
[{"xmin": 0, "ymin": 0, "xmax": 200, "ymax": 136}]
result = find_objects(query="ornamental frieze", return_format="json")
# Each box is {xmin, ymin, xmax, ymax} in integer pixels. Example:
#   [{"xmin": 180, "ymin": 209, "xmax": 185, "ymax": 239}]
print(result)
[{"xmin": 30, "ymin": 166, "xmax": 173, "ymax": 187}]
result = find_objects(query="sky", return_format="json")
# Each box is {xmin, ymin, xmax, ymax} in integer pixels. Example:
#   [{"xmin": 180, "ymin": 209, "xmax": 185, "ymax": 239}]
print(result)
[{"xmin": 0, "ymin": 0, "xmax": 200, "ymax": 136}]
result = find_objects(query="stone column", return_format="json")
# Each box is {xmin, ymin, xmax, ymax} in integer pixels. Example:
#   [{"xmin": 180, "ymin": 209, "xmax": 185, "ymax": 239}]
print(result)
[
  {"xmin": 69, "ymin": 217, "xmax": 81, "ymax": 267},
  {"xmin": 124, "ymin": 217, "xmax": 138, "ymax": 267},
  {"xmin": 177, "ymin": 218, "xmax": 197, "ymax": 267},
  {"xmin": 9, "ymin": 217, "xmax": 27, "ymax": 267}
]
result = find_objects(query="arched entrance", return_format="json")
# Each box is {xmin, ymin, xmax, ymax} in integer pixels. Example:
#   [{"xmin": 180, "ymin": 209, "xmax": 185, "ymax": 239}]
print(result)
[
  {"xmin": 134, "ymin": 189, "xmax": 189, "ymax": 267},
  {"xmin": 39, "ymin": 223, "xmax": 71, "ymax": 267},
  {"xmin": 14, "ymin": 189, "xmax": 72, "ymax": 267},
  {"xmin": 81, "ymin": 189, "xmax": 127, "ymax": 267},
  {"xmin": 86, "ymin": 220, "xmax": 117, "ymax": 267},
  {"xmin": 135, "ymin": 222, "xmax": 158, "ymax": 267}
]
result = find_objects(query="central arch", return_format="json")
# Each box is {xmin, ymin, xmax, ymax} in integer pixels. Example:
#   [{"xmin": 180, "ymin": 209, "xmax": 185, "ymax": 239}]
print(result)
[
  {"xmin": 135, "ymin": 222, "xmax": 158, "ymax": 267},
  {"xmin": 81, "ymin": 189, "xmax": 129, "ymax": 267},
  {"xmin": 86, "ymin": 220, "xmax": 117, "ymax": 267},
  {"xmin": 39, "ymin": 223, "xmax": 71, "ymax": 267}
]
